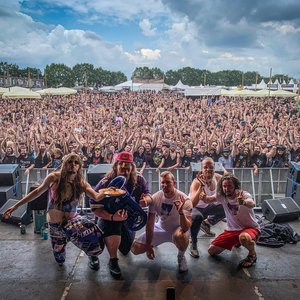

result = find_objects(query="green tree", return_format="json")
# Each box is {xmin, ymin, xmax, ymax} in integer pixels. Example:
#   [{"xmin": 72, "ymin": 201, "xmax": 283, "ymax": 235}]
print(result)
[
  {"xmin": 165, "ymin": 70, "xmax": 180, "ymax": 85},
  {"xmin": 44, "ymin": 63, "xmax": 74, "ymax": 87},
  {"xmin": 72, "ymin": 63, "xmax": 94, "ymax": 86}
]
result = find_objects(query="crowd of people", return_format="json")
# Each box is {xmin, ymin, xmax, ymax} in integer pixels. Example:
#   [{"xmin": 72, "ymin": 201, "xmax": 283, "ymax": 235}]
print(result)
[{"xmin": 0, "ymin": 90, "xmax": 299, "ymax": 175}]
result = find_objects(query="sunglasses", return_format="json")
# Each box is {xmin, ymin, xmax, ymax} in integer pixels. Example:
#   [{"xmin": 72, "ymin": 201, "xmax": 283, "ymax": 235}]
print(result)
[{"xmin": 67, "ymin": 160, "xmax": 80, "ymax": 165}]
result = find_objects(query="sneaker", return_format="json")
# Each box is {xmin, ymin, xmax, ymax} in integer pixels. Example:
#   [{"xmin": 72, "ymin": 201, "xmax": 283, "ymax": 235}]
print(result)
[
  {"xmin": 200, "ymin": 221, "xmax": 216, "ymax": 237},
  {"xmin": 109, "ymin": 258, "xmax": 121, "ymax": 278},
  {"xmin": 189, "ymin": 242, "xmax": 200, "ymax": 258},
  {"xmin": 177, "ymin": 255, "xmax": 188, "ymax": 273},
  {"xmin": 88, "ymin": 256, "xmax": 100, "ymax": 270}
]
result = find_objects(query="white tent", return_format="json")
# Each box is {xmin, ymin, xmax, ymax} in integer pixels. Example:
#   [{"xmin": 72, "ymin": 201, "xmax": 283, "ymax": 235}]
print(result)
[
  {"xmin": 2, "ymin": 86, "xmax": 41, "ymax": 99},
  {"xmin": 185, "ymin": 87, "xmax": 221, "ymax": 96},
  {"xmin": 0, "ymin": 87, "xmax": 9, "ymax": 96},
  {"xmin": 270, "ymin": 90, "xmax": 297, "ymax": 97},
  {"xmin": 114, "ymin": 80, "xmax": 142, "ymax": 91},
  {"xmin": 138, "ymin": 83, "xmax": 170, "ymax": 91},
  {"xmin": 37, "ymin": 87, "xmax": 77, "ymax": 96},
  {"xmin": 172, "ymin": 80, "xmax": 189, "ymax": 90}
]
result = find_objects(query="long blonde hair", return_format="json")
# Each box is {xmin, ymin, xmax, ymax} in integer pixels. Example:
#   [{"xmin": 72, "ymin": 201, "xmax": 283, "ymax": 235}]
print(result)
[{"xmin": 55, "ymin": 153, "xmax": 85, "ymax": 206}]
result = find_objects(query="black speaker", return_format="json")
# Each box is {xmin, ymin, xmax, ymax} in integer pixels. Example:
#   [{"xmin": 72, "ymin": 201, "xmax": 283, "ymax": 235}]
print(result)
[
  {"xmin": 289, "ymin": 163, "xmax": 300, "ymax": 183},
  {"xmin": 27, "ymin": 185, "xmax": 48, "ymax": 210},
  {"xmin": 286, "ymin": 178, "xmax": 300, "ymax": 206},
  {"xmin": 0, "ymin": 164, "xmax": 21, "ymax": 186},
  {"xmin": 190, "ymin": 161, "xmax": 224, "ymax": 179},
  {"xmin": 0, "ymin": 199, "xmax": 32, "ymax": 225},
  {"xmin": 0, "ymin": 186, "xmax": 18, "ymax": 207},
  {"xmin": 87, "ymin": 164, "xmax": 113, "ymax": 186},
  {"xmin": 261, "ymin": 197, "xmax": 300, "ymax": 223}
]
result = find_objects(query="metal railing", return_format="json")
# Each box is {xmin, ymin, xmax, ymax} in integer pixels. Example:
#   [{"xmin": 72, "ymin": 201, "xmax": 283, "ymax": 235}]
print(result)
[{"xmin": 16, "ymin": 167, "xmax": 289, "ymax": 208}]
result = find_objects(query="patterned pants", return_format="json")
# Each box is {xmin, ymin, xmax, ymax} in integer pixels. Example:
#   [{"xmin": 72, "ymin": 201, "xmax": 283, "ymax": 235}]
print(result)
[{"xmin": 49, "ymin": 222, "xmax": 67, "ymax": 264}]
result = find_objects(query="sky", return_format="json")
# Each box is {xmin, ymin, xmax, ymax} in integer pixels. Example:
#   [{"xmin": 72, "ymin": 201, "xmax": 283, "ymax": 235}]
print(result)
[{"xmin": 0, "ymin": 0, "xmax": 300, "ymax": 79}]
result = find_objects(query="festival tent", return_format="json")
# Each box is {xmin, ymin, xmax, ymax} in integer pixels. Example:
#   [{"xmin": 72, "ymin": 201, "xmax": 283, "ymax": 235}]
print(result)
[
  {"xmin": 172, "ymin": 80, "xmax": 189, "ymax": 91},
  {"xmin": 185, "ymin": 87, "xmax": 221, "ymax": 96},
  {"xmin": 270, "ymin": 90, "xmax": 297, "ymax": 97},
  {"xmin": 114, "ymin": 80, "xmax": 142, "ymax": 91},
  {"xmin": 2, "ymin": 86, "xmax": 41, "ymax": 99},
  {"xmin": 0, "ymin": 87, "xmax": 9, "ymax": 95},
  {"xmin": 254, "ymin": 89, "xmax": 271, "ymax": 97},
  {"xmin": 139, "ymin": 83, "xmax": 170, "ymax": 91},
  {"xmin": 37, "ymin": 87, "xmax": 77, "ymax": 95}
]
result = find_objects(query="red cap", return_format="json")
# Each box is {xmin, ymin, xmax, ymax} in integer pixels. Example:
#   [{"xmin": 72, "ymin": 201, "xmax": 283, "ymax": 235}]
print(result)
[{"xmin": 115, "ymin": 151, "xmax": 133, "ymax": 163}]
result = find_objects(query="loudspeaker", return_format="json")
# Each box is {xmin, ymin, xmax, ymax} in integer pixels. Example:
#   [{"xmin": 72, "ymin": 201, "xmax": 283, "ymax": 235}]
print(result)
[
  {"xmin": 289, "ymin": 163, "xmax": 300, "ymax": 183},
  {"xmin": 0, "ymin": 186, "xmax": 19, "ymax": 207},
  {"xmin": 286, "ymin": 178, "xmax": 300, "ymax": 206},
  {"xmin": 261, "ymin": 197, "xmax": 300, "ymax": 223},
  {"xmin": 27, "ymin": 185, "xmax": 48, "ymax": 210},
  {"xmin": 0, "ymin": 199, "xmax": 32, "ymax": 225},
  {"xmin": 0, "ymin": 164, "xmax": 21, "ymax": 186},
  {"xmin": 190, "ymin": 161, "xmax": 224, "ymax": 179},
  {"xmin": 87, "ymin": 164, "xmax": 113, "ymax": 186}
]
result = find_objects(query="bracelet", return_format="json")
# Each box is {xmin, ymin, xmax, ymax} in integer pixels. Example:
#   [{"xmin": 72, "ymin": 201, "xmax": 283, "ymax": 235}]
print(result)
[
  {"xmin": 111, "ymin": 214, "xmax": 114, "ymax": 221},
  {"xmin": 241, "ymin": 199, "xmax": 246, "ymax": 206},
  {"xmin": 179, "ymin": 212, "xmax": 184, "ymax": 216}
]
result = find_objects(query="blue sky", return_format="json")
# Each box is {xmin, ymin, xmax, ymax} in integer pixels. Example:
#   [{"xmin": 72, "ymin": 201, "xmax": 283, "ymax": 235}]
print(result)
[{"xmin": 0, "ymin": 0, "xmax": 300, "ymax": 79}]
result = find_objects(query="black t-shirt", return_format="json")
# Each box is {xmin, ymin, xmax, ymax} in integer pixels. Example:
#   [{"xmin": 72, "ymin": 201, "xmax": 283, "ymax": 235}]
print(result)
[
  {"xmin": 1, "ymin": 155, "xmax": 17, "ymax": 164},
  {"xmin": 181, "ymin": 155, "xmax": 198, "ymax": 168},
  {"xmin": 251, "ymin": 153, "xmax": 267, "ymax": 168},
  {"xmin": 17, "ymin": 154, "xmax": 34, "ymax": 168},
  {"xmin": 207, "ymin": 150, "xmax": 219, "ymax": 162},
  {"xmin": 133, "ymin": 151, "xmax": 146, "ymax": 168},
  {"xmin": 234, "ymin": 154, "xmax": 250, "ymax": 168}
]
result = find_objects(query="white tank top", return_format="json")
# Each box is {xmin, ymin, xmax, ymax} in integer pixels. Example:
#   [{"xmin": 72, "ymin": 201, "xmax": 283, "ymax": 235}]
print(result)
[{"xmin": 196, "ymin": 176, "xmax": 217, "ymax": 208}]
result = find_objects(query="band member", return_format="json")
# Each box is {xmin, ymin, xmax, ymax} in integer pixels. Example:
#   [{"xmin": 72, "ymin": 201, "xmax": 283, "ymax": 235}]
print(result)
[
  {"xmin": 3, "ymin": 153, "xmax": 115, "ymax": 266},
  {"xmin": 89, "ymin": 151, "xmax": 152, "ymax": 278},
  {"xmin": 189, "ymin": 157, "xmax": 225, "ymax": 258},
  {"xmin": 199, "ymin": 173, "xmax": 260, "ymax": 268},
  {"xmin": 131, "ymin": 171, "xmax": 192, "ymax": 273}
]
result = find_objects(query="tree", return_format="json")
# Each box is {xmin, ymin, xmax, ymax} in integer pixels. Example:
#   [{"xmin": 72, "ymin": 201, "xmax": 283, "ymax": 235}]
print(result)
[
  {"xmin": 165, "ymin": 70, "xmax": 180, "ymax": 85},
  {"xmin": 72, "ymin": 63, "xmax": 94, "ymax": 86},
  {"xmin": 44, "ymin": 63, "xmax": 74, "ymax": 87}
]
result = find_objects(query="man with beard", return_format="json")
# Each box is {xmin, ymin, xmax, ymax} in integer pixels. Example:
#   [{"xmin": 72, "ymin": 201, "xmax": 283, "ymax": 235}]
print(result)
[
  {"xmin": 0, "ymin": 145, "xmax": 17, "ymax": 164},
  {"xmin": 250, "ymin": 145, "xmax": 267, "ymax": 175},
  {"xmin": 89, "ymin": 151, "xmax": 152, "ymax": 278},
  {"xmin": 17, "ymin": 144, "xmax": 35, "ymax": 175},
  {"xmin": 199, "ymin": 173, "xmax": 260, "ymax": 268},
  {"xmin": 218, "ymin": 148, "xmax": 234, "ymax": 169},
  {"xmin": 189, "ymin": 157, "xmax": 225, "ymax": 258},
  {"xmin": 131, "ymin": 171, "xmax": 192, "ymax": 273}
]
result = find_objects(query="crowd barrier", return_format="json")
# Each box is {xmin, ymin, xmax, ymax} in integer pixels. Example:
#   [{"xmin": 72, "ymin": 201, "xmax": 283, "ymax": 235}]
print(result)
[{"xmin": 17, "ymin": 167, "xmax": 289, "ymax": 208}]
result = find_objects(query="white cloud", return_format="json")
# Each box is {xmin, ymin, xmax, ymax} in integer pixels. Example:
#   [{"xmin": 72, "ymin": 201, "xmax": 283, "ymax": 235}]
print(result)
[
  {"xmin": 125, "ymin": 48, "xmax": 161, "ymax": 64},
  {"xmin": 139, "ymin": 19, "xmax": 157, "ymax": 36},
  {"xmin": 221, "ymin": 52, "xmax": 255, "ymax": 61},
  {"xmin": 262, "ymin": 21, "xmax": 300, "ymax": 34}
]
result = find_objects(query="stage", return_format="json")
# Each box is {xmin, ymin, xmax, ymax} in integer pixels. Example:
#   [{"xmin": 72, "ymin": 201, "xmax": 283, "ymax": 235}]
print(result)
[{"xmin": 0, "ymin": 218, "xmax": 299, "ymax": 300}]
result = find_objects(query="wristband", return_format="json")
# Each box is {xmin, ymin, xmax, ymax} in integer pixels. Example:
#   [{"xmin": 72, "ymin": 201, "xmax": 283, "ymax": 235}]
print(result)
[
  {"xmin": 179, "ymin": 212, "xmax": 184, "ymax": 216},
  {"xmin": 240, "ymin": 199, "xmax": 246, "ymax": 206}
]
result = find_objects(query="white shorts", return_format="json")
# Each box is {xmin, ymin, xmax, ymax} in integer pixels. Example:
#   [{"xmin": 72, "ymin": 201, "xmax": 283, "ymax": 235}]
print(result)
[{"xmin": 135, "ymin": 223, "xmax": 189, "ymax": 247}]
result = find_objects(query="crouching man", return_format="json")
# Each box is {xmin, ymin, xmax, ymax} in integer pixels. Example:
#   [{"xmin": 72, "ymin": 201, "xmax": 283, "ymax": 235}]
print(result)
[{"xmin": 131, "ymin": 171, "xmax": 192, "ymax": 273}]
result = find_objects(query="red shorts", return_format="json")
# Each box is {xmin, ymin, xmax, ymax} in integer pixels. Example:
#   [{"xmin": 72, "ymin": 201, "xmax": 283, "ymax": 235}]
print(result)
[{"xmin": 211, "ymin": 228, "xmax": 260, "ymax": 250}]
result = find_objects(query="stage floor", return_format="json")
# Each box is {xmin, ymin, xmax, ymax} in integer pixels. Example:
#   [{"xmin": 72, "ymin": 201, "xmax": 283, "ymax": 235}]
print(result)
[{"xmin": 0, "ymin": 217, "xmax": 300, "ymax": 300}]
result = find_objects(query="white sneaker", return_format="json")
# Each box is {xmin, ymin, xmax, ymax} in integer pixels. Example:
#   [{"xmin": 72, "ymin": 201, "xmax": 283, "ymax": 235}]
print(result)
[{"xmin": 177, "ymin": 255, "xmax": 188, "ymax": 273}]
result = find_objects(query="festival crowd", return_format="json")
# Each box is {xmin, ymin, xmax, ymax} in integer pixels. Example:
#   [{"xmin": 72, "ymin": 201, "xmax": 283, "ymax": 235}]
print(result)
[{"xmin": 1, "ymin": 90, "xmax": 299, "ymax": 173}]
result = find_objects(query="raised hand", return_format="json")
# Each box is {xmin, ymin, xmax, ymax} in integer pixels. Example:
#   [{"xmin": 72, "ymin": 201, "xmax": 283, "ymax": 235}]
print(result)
[
  {"xmin": 173, "ymin": 195, "xmax": 185, "ymax": 214},
  {"xmin": 236, "ymin": 190, "xmax": 244, "ymax": 205}
]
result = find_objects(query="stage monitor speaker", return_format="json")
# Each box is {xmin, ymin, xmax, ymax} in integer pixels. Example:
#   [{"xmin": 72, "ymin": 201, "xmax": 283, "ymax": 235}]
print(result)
[
  {"xmin": 286, "ymin": 178, "xmax": 300, "ymax": 206},
  {"xmin": 0, "ymin": 164, "xmax": 21, "ymax": 186},
  {"xmin": 0, "ymin": 185, "xmax": 20, "ymax": 207},
  {"xmin": 261, "ymin": 197, "xmax": 300, "ymax": 223},
  {"xmin": 27, "ymin": 185, "xmax": 48, "ymax": 210},
  {"xmin": 191, "ymin": 161, "xmax": 224, "ymax": 179},
  {"xmin": 289, "ymin": 163, "xmax": 300, "ymax": 183},
  {"xmin": 87, "ymin": 164, "xmax": 113, "ymax": 186},
  {"xmin": 0, "ymin": 199, "xmax": 32, "ymax": 225}
]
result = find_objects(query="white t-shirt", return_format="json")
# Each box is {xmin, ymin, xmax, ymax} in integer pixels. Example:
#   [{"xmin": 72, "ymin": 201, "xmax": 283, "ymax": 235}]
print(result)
[
  {"xmin": 216, "ymin": 191, "xmax": 260, "ymax": 231},
  {"xmin": 149, "ymin": 189, "xmax": 192, "ymax": 232}
]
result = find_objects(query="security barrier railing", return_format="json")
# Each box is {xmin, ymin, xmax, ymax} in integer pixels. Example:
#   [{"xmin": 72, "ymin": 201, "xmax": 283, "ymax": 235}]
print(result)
[{"xmin": 18, "ymin": 167, "xmax": 289, "ymax": 208}]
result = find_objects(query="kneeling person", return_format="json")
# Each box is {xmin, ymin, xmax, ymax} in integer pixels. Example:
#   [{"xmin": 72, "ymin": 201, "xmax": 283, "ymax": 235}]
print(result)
[{"xmin": 131, "ymin": 171, "xmax": 192, "ymax": 273}]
